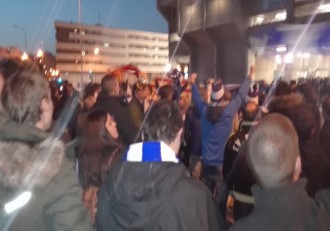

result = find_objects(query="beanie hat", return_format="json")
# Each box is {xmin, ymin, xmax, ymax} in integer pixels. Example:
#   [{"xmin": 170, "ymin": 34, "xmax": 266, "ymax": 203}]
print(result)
[
  {"xmin": 211, "ymin": 81, "xmax": 225, "ymax": 102},
  {"xmin": 245, "ymin": 84, "xmax": 259, "ymax": 105}
]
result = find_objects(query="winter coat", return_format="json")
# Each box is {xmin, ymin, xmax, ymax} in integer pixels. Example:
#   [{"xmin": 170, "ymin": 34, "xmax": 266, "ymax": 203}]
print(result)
[
  {"xmin": 0, "ymin": 119, "xmax": 92, "ymax": 231},
  {"xmin": 191, "ymin": 77, "xmax": 251, "ymax": 166},
  {"xmin": 320, "ymin": 119, "xmax": 330, "ymax": 158},
  {"xmin": 228, "ymin": 180, "xmax": 330, "ymax": 231},
  {"xmin": 96, "ymin": 162, "xmax": 226, "ymax": 231},
  {"xmin": 127, "ymin": 97, "xmax": 144, "ymax": 129},
  {"xmin": 299, "ymin": 141, "xmax": 330, "ymax": 197},
  {"xmin": 185, "ymin": 106, "xmax": 202, "ymax": 156},
  {"xmin": 93, "ymin": 92, "xmax": 139, "ymax": 146},
  {"xmin": 223, "ymin": 121, "xmax": 257, "ymax": 180}
]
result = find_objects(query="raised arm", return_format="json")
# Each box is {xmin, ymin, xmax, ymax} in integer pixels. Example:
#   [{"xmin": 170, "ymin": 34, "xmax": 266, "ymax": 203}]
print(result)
[
  {"xmin": 227, "ymin": 66, "xmax": 255, "ymax": 117},
  {"xmin": 190, "ymin": 73, "xmax": 206, "ymax": 115}
]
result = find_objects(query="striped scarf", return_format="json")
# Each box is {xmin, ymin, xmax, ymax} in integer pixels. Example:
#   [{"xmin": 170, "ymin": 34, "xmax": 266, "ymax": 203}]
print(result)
[{"xmin": 123, "ymin": 142, "xmax": 179, "ymax": 163}]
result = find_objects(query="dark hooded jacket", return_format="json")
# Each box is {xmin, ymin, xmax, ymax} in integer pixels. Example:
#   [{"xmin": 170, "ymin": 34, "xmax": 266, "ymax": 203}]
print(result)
[
  {"xmin": 96, "ymin": 162, "xmax": 226, "ymax": 231},
  {"xmin": 185, "ymin": 106, "xmax": 202, "ymax": 156},
  {"xmin": 0, "ymin": 118, "xmax": 92, "ymax": 231},
  {"xmin": 320, "ymin": 119, "xmax": 330, "ymax": 158},
  {"xmin": 228, "ymin": 180, "xmax": 330, "ymax": 231}
]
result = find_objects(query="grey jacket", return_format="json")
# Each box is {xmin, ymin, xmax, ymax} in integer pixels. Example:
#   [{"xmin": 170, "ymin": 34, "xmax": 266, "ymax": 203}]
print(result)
[{"xmin": 0, "ymin": 119, "xmax": 92, "ymax": 231}]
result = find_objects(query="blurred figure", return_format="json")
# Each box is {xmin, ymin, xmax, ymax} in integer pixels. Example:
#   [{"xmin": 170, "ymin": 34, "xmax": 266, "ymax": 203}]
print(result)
[
  {"xmin": 185, "ymin": 87, "xmax": 206, "ymax": 179},
  {"xmin": 190, "ymin": 68, "xmax": 254, "ymax": 209},
  {"xmin": 244, "ymin": 84, "xmax": 259, "ymax": 105},
  {"xmin": 96, "ymin": 100, "xmax": 226, "ymax": 231},
  {"xmin": 50, "ymin": 83, "xmax": 61, "ymax": 120},
  {"xmin": 177, "ymin": 94, "xmax": 192, "ymax": 167},
  {"xmin": 0, "ymin": 58, "xmax": 40, "ymax": 102},
  {"xmin": 76, "ymin": 85, "xmax": 101, "ymax": 137},
  {"xmin": 274, "ymin": 80, "xmax": 291, "ymax": 96},
  {"xmin": 77, "ymin": 109, "xmax": 122, "ymax": 223},
  {"xmin": 268, "ymin": 93, "xmax": 303, "ymax": 115},
  {"xmin": 84, "ymin": 83, "xmax": 101, "ymax": 105},
  {"xmin": 93, "ymin": 74, "xmax": 139, "ymax": 146},
  {"xmin": 65, "ymin": 82, "xmax": 81, "ymax": 140},
  {"xmin": 224, "ymin": 102, "xmax": 259, "ymax": 177},
  {"xmin": 320, "ymin": 96, "xmax": 330, "ymax": 157},
  {"xmin": 0, "ymin": 64, "xmax": 91, "ymax": 230},
  {"xmin": 297, "ymin": 82, "xmax": 321, "ymax": 140},
  {"xmin": 290, "ymin": 80, "xmax": 297, "ymax": 93},
  {"xmin": 125, "ymin": 81, "xmax": 146, "ymax": 129},
  {"xmin": 223, "ymin": 101, "xmax": 259, "ymax": 221},
  {"xmin": 283, "ymin": 104, "xmax": 330, "ymax": 196},
  {"xmin": 158, "ymin": 84, "xmax": 173, "ymax": 101},
  {"xmin": 83, "ymin": 90, "xmax": 97, "ymax": 110},
  {"xmin": 228, "ymin": 114, "xmax": 330, "ymax": 231}
]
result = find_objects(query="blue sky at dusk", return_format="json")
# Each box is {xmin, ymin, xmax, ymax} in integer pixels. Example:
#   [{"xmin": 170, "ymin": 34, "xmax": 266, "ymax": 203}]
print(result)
[{"xmin": 0, "ymin": 0, "xmax": 167, "ymax": 54}]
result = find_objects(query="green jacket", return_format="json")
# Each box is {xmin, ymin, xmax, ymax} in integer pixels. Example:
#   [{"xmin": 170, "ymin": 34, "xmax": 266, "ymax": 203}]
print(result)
[{"xmin": 0, "ymin": 119, "xmax": 92, "ymax": 231}]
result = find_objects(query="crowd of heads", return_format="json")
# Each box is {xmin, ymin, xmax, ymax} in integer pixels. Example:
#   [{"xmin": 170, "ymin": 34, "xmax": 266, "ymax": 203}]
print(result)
[{"xmin": 1, "ymin": 57, "xmax": 330, "ymax": 230}]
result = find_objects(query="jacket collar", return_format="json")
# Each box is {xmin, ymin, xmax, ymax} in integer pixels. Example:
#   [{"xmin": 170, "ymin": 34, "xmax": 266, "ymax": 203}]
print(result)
[
  {"xmin": 0, "ymin": 119, "xmax": 65, "ymax": 189},
  {"xmin": 240, "ymin": 120, "xmax": 258, "ymax": 128},
  {"xmin": 252, "ymin": 179, "xmax": 308, "ymax": 210},
  {"xmin": 123, "ymin": 141, "xmax": 179, "ymax": 163}
]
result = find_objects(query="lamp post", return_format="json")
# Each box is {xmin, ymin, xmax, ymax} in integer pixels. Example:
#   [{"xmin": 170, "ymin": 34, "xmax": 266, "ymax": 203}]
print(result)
[
  {"xmin": 13, "ymin": 25, "xmax": 28, "ymax": 52},
  {"xmin": 90, "ymin": 47, "xmax": 100, "ymax": 82},
  {"xmin": 78, "ymin": 0, "xmax": 83, "ymax": 89}
]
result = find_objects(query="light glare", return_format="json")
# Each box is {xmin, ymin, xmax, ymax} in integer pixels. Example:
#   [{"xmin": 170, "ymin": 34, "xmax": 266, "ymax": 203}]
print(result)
[{"xmin": 5, "ymin": 191, "xmax": 32, "ymax": 214}]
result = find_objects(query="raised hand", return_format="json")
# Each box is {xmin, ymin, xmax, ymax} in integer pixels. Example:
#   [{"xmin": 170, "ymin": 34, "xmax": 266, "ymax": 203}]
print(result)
[
  {"xmin": 190, "ymin": 73, "xmax": 197, "ymax": 84},
  {"xmin": 248, "ymin": 66, "xmax": 255, "ymax": 80}
]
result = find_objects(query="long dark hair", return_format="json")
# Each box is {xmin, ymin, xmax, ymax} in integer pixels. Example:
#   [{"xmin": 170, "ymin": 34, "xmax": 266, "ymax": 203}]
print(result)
[
  {"xmin": 78, "ymin": 109, "xmax": 122, "ymax": 189},
  {"xmin": 206, "ymin": 105, "xmax": 224, "ymax": 124}
]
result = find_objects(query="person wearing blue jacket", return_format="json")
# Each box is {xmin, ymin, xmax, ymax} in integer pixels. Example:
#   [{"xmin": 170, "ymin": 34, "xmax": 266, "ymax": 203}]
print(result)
[{"xmin": 189, "ymin": 67, "xmax": 255, "ymax": 203}]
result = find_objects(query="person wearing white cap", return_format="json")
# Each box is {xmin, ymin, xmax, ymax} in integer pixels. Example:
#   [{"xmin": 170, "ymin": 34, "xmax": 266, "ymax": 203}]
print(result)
[{"xmin": 189, "ymin": 67, "xmax": 255, "ymax": 213}]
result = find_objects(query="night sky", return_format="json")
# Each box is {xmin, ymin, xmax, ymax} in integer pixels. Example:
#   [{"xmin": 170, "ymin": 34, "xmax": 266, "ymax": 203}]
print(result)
[{"xmin": 0, "ymin": 0, "xmax": 167, "ymax": 54}]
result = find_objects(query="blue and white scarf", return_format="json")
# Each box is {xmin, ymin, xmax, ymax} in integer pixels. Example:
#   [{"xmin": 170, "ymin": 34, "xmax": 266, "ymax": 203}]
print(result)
[{"xmin": 123, "ymin": 142, "xmax": 179, "ymax": 163}]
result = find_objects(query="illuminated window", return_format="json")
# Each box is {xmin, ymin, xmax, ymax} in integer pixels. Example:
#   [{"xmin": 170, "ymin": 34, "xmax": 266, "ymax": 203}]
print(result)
[{"xmin": 250, "ymin": 10, "xmax": 287, "ymax": 27}]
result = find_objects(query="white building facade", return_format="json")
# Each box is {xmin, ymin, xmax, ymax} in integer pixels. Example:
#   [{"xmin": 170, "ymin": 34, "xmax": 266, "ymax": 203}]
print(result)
[{"xmin": 55, "ymin": 21, "xmax": 169, "ymax": 87}]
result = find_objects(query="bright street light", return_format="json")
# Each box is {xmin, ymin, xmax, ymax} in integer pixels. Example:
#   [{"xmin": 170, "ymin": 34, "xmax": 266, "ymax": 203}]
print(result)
[
  {"xmin": 256, "ymin": 16, "xmax": 264, "ymax": 24},
  {"xmin": 21, "ymin": 52, "xmax": 29, "ymax": 61},
  {"xmin": 94, "ymin": 47, "xmax": 99, "ymax": 55},
  {"xmin": 164, "ymin": 63, "xmax": 172, "ymax": 72},
  {"xmin": 275, "ymin": 55, "xmax": 282, "ymax": 64},
  {"xmin": 284, "ymin": 52, "xmax": 293, "ymax": 64},
  {"xmin": 276, "ymin": 46, "xmax": 287, "ymax": 53},
  {"xmin": 37, "ymin": 49, "xmax": 43, "ymax": 58}
]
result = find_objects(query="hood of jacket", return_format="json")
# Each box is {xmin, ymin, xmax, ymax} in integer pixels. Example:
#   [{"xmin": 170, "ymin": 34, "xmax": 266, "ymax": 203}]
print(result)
[
  {"xmin": 98, "ymin": 162, "xmax": 189, "ymax": 229},
  {"xmin": 0, "ymin": 121, "xmax": 65, "ymax": 189},
  {"xmin": 268, "ymin": 94, "xmax": 303, "ymax": 113}
]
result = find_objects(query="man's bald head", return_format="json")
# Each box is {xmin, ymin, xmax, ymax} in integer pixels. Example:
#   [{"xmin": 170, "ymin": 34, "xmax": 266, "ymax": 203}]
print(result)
[
  {"xmin": 247, "ymin": 113, "xmax": 300, "ymax": 188},
  {"xmin": 101, "ymin": 74, "xmax": 119, "ymax": 96},
  {"xmin": 243, "ymin": 102, "xmax": 259, "ymax": 122}
]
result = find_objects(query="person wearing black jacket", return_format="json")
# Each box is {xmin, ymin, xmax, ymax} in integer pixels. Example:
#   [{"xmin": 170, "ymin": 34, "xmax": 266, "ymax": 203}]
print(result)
[
  {"xmin": 228, "ymin": 114, "xmax": 330, "ymax": 231},
  {"xmin": 320, "ymin": 96, "xmax": 330, "ymax": 158},
  {"xmin": 93, "ymin": 75, "xmax": 139, "ymax": 146},
  {"xmin": 96, "ymin": 100, "xmax": 226, "ymax": 231},
  {"xmin": 185, "ymin": 105, "xmax": 202, "ymax": 179},
  {"xmin": 223, "ymin": 102, "xmax": 259, "ymax": 221}
]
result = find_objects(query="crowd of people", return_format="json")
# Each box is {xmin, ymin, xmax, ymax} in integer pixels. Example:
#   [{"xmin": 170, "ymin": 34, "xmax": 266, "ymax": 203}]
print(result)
[{"xmin": 0, "ymin": 58, "xmax": 330, "ymax": 230}]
